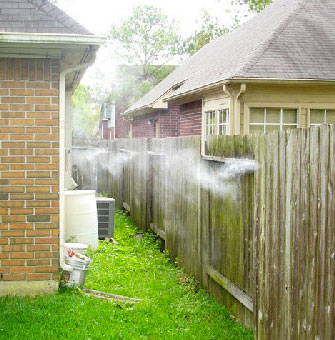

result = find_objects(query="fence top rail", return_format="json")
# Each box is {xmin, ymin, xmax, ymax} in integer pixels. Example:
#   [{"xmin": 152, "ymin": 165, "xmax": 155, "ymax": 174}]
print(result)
[
  {"xmin": 201, "ymin": 155, "xmax": 226, "ymax": 163},
  {"xmin": 119, "ymin": 148, "xmax": 131, "ymax": 154},
  {"xmin": 72, "ymin": 146, "xmax": 106, "ymax": 151},
  {"xmin": 147, "ymin": 151, "xmax": 167, "ymax": 157}
]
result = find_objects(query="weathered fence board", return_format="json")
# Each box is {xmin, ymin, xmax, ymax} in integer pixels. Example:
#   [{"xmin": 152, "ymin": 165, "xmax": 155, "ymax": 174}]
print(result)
[
  {"xmin": 204, "ymin": 135, "xmax": 255, "ymax": 327},
  {"xmin": 151, "ymin": 136, "xmax": 202, "ymax": 281},
  {"xmin": 73, "ymin": 125, "xmax": 335, "ymax": 340},
  {"xmin": 327, "ymin": 126, "xmax": 335, "ymax": 340}
]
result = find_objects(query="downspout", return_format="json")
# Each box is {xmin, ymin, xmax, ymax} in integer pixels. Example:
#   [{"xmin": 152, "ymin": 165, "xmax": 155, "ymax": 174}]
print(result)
[
  {"xmin": 223, "ymin": 84, "xmax": 246, "ymax": 135},
  {"xmin": 59, "ymin": 61, "xmax": 94, "ymax": 271}
]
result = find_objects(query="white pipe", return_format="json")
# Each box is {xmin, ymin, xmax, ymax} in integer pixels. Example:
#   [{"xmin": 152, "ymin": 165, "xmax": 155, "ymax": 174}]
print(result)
[
  {"xmin": 59, "ymin": 60, "xmax": 94, "ymax": 271},
  {"xmin": 113, "ymin": 101, "xmax": 116, "ymax": 140}
]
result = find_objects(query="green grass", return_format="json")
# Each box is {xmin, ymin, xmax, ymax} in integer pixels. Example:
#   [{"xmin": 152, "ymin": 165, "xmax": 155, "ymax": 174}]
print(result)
[{"xmin": 0, "ymin": 210, "xmax": 253, "ymax": 340}]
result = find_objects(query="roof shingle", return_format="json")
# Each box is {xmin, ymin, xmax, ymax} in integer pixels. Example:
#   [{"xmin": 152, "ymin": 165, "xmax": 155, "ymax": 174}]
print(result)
[{"xmin": 0, "ymin": 0, "xmax": 92, "ymax": 35}]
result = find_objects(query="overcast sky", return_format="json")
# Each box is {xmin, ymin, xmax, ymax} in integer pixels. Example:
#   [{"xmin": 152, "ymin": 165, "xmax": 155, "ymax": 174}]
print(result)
[
  {"xmin": 57, "ymin": 0, "xmax": 249, "ymax": 36},
  {"xmin": 56, "ymin": 0, "xmax": 251, "ymax": 87}
]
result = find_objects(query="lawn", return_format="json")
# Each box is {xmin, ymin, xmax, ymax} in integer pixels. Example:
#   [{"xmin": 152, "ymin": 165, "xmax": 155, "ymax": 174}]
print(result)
[{"xmin": 0, "ymin": 210, "xmax": 253, "ymax": 340}]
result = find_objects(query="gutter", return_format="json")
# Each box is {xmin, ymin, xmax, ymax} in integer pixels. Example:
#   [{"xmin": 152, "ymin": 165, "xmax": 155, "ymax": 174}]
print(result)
[
  {"xmin": 0, "ymin": 32, "xmax": 104, "ymax": 46},
  {"xmin": 163, "ymin": 80, "xmax": 225, "ymax": 103},
  {"xmin": 163, "ymin": 77, "xmax": 335, "ymax": 103},
  {"xmin": 59, "ymin": 60, "xmax": 95, "ymax": 272},
  {"xmin": 123, "ymin": 77, "xmax": 335, "ymax": 115},
  {"xmin": 122, "ymin": 106, "xmax": 157, "ymax": 117},
  {"xmin": 123, "ymin": 81, "xmax": 186, "ymax": 116},
  {"xmin": 225, "ymin": 78, "xmax": 335, "ymax": 85}
]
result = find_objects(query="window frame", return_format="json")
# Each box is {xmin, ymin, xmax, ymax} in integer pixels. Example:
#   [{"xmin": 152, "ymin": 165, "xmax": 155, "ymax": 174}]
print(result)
[
  {"xmin": 217, "ymin": 109, "xmax": 230, "ymax": 135},
  {"xmin": 204, "ymin": 108, "xmax": 230, "ymax": 139},
  {"xmin": 244, "ymin": 103, "xmax": 302, "ymax": 134},
  {"xmin": 205, "ymin": 110, "xmax": 216, "ymax": 137},
  {"xmin": 249, "ymin": 107, "xmax": 299, "ymax": 133},
  {"xmin": 307, "ymin": 104, "xmax": 335, "ymax": 127},
  {"xmin": 309, "ymin": 108, "xmax": 335, "ymax": 126}
]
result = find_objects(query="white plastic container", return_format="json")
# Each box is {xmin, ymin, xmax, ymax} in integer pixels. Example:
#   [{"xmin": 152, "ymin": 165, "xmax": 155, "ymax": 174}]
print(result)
[
  {"xmin": 64, "ymin": 242, "xmax": 88, "ymax": 255},
  {"xmin": 63, "ymin": 255, "xmax": 91, "ymax": 287},
  {"xmin": 64, "ymin": 190, "xmax": 98, "ymax": 249}
]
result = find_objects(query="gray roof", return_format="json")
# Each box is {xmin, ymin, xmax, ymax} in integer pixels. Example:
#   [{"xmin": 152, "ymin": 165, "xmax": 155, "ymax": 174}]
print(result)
[
  {"xmin": 126, "ymin": 0, "xmax": 335, "ymax": 114},
  {"xmin": 0, "ymin": 0, "xmax": 92, "ymax": 35}
]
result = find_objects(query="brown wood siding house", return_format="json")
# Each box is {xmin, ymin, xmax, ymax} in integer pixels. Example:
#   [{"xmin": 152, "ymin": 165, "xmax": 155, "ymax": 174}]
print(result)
[
  {"xmin": 0, "ymin": 0, "xmax": 102, "ymax": 295},
  {"xmin": 123, "ymin": 0, "xmax": 335, "ymax": 153}
]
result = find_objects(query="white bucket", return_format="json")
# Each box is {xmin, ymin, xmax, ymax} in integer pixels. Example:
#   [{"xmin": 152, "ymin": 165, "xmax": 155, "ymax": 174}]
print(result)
[
  {"xmin": 65, "ymin": 256, "xmax": 90, "ymax": 270},
  {"xmin": 63, "ymin": 255, "xmax": 91, "ymax": 287},
  {"xmin": 64, "ymin": 190, "xmax": 98, "ymax": 249},
  {"xmin": 64, "ymin": 243, "xmax": 88, "ymax": 255},
  {"xmin": 62, "ymin": 268, "xmax": 88, "ymax": 287}
]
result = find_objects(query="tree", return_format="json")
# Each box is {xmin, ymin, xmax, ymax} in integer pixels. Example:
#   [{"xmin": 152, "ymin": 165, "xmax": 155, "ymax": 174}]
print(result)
[
  {"xmin": 102, "ymin": 64, "xmax": 176, "ymax": 113},
  {"xmin": 183, "ymin": 11, "xmax": 229, "ymax": 56},
  {"xmin": 97, "ymin": 5, "xmax": 182, "ymax": 114},
  {"xmin": 109, "ymin": 5, "xmax": 181, "ymax": 82},
  {"xmin": 233, "ymin": 0, "xmax": 272, "ymax": 13},
  {"xmin": 72, "ymin": 84, "xmax": 100, "ymax": 138}
]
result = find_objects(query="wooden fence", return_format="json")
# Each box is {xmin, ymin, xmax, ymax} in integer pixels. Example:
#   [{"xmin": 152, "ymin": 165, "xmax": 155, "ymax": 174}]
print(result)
[{"xmin": 72, "ymin": 125, "xmax": 335, "ymax": 340}]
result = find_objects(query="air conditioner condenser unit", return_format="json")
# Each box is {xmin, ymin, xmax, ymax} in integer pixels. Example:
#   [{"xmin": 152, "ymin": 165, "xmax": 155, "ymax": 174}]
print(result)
[{"xmin": 96, "ymin": 197, "xmax": 115, "ymax": 240}]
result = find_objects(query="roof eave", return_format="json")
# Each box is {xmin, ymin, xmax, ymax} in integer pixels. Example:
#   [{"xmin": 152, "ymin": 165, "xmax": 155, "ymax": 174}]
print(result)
[
  {"xmin": 225, "ymin": 78, "xmax": 335, "ymax": 85},
  {"xmin": 122, "ymin": 106, "xmax": 158, "ymax": 117},
  {"xmin": 124, "ymin": 98, "xmax": 169, "ymax": 117},
  {"xmin": 164, "ymin": 80, "xmax": 225, "ymax": 103},
  {"xmin": 164, "ymin": 77, "xmax": 335, "ymax": 103},
  {"xmin": 0, "ymin": 32, "xmax": 105, "ymax": 46}
]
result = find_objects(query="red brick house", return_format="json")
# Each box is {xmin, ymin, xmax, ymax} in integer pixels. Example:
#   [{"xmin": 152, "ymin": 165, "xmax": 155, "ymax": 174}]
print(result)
[
  {"xmin": 130, "ymin": 103, "xmax": 180, "ymax": 139},
  {"xmin": 100, "ymin": 107, "xmax": 131, "ymax": 140},
  {"xmin": 0, "ymin": 0, "xmax": 102, "ymax": 295},
  {"xmin": 99, "ymin": 101, "xmax": 132, "ymax": 139},
  {"xmin": 124, "ymin": 0, "xmax": 335, "ymax": 153},
  {"xmin": 114, "ymin": 110, "xmax": 131, "ymax": 139},
  {"xmin": 99, "ymin": 102, "xmax": 115, "ymax": 139}
]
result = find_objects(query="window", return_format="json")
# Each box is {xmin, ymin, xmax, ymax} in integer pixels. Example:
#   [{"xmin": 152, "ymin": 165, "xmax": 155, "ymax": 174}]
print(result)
[
  {"xmin": 218, "ymin": 109, "xmax": 229, "ymax": 135},
  {"xmin": 205, "ymin": 109, "xmax": 229, "ymax": 137},
  {"xmin": 310, "ymin": 109, "xmax": 335, "ymax": 126},
  {"xmin": 205, "ymin": 111, "xmax": 215, "ymax": 137},
  {"xmin": 249, "ymin": 107, "xmax": 298, "ymax": 134}
]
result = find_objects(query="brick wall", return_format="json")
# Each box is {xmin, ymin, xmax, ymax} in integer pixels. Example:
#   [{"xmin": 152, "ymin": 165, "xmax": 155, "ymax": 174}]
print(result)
[
  {"xmin": 115, "ymin": 111, "xmax": 130, "ymax": 139},
  {"xmin": 100, "ymin": 111, "xmax": 130, "ymax": 140},
  {"xmin": 0, "ymin": 58, "xmax": 59, "ymax": 283},
  {"xmin": 159, "ymin": 104, "xmax": 180, "ymax": 138},
  {"xmin": 132, "ymin": 112, "xmax": 159, "ymax": 139},
  {"xmin": 179, "ymin": 100, "xmax": 202, "ymax": 136},
  {"xmin": 101, "ymin": 120, "xmax": 114, "ymax": 139},
  {"xmin": 130, "ymin": 100, "xmax": 202, "ymax": 138},
  {"xmin": 132, "ymin": 104, "xmax": 180, "ymax": 139}
]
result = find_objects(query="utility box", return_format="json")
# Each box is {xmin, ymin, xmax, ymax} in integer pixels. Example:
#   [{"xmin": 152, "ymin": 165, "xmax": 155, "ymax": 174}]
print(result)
[{"xmin": 96, "ymin": 197, "xmax": 115, "ymax": 239}]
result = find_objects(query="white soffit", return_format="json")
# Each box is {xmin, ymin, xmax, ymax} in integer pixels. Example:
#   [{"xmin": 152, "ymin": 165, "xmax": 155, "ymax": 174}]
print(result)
[{"xmin": 0, "ymin": 47, "xmax": 62, "ymax": 59}]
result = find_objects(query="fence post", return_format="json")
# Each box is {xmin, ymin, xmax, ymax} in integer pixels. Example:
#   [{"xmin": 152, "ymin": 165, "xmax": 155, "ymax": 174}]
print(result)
[
  {"xmin": 200, "ymin": 157, "xmax": 210, "ymax": 288},
  {"xmin": 146, "ymin": 153, "xmax": 153, "ymax": 229}
]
